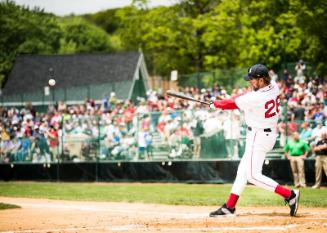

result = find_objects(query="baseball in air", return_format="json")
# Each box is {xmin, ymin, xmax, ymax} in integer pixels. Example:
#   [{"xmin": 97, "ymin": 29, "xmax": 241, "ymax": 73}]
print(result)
[{"xmin": 48, "ymin": 79, "xmax": 56, "ymax": 86}]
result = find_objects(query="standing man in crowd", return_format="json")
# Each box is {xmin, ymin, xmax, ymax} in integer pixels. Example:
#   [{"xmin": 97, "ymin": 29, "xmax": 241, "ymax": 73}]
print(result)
[
  {"xmin": 191, "ymin": 116, "xmax": 204, "ymax": 159},
  {"xmin": 312, "ymin": 131, "xmax": 327, "ymax": 189},
  {"xmin": 299, "ymin": 121, "xmax": 312, "ymax": 143},
  {"xmin": 294, "ymin": 59, "xmax": 306, "ymax": 83},
  {"xmin": 47, "ymin": 124, "xmax": 59, "ymax": 161},
  {"xmin": 209, "ymin": 64, "xmax": 300, "ymax": 217},
  {"xmin": 223, "ymin": 112, "xmax": 241, "ymax": 159},
  {"xmin": 310, "ymin": 121, "xmax": 327, "ymax": 156},
  {"xmin": 284, "ymin": 132, "xmax": 310, "ymax": 188}
]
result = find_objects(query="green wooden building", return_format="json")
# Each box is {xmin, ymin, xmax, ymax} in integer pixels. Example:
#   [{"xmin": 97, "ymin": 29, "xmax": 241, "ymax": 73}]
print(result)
[{"xmin": 1, "ymin": 51, "xmax": 150, "ymax": 106}]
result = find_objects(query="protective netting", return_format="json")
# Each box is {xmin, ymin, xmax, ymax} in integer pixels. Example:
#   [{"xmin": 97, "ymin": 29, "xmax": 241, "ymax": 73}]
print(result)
[
  {"xmin": 1, "ymin": 80, "xmax": 134, "ymax": 105},
  {"xmin": 0, "ymin": 109, "xmax": 290, "ymax": 164}
]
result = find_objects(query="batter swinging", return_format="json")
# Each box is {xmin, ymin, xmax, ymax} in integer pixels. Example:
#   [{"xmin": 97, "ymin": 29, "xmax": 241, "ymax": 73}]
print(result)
[{"xmin": 209, "ymin": 64, "xmax": 300, "ymax": 217}]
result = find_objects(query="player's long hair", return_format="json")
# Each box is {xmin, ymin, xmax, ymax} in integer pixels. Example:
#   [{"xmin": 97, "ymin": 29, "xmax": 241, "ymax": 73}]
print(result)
[{"xmin": 262, "ymin": 75, "xmax": 271, "ymax": 85}]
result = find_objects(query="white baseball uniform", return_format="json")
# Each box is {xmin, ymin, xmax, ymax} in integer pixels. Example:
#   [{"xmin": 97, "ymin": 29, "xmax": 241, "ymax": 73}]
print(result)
[{"xmin": 232, "ymin": 80, "xmax": 280, "ymax": 195}]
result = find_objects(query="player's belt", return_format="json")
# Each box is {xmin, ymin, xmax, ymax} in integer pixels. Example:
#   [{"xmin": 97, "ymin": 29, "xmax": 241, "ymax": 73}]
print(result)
[{"xmin": 247, "ymin": 126, "xmax": 272, "ymax": 132}]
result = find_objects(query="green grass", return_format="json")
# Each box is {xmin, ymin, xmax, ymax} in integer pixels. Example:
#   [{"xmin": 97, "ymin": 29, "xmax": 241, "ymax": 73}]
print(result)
[
  {"xmin": 0, "ymin": 202, "xmax": 20, "ymax": 210},
  {"xmin": 0, "ymin": 182, "xmax": 326, "ymax": 207}
]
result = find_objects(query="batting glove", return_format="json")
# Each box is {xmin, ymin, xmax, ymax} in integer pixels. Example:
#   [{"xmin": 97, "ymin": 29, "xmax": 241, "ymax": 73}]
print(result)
[{"xmin": 209, "ymin": 102, "xmax": 215, "ymax": 109}]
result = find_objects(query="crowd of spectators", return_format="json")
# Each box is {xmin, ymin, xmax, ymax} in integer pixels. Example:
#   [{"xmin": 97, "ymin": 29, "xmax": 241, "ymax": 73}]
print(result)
[{"xmin": 0, "ymin": 62, "xmax": 326, "ymax": 171}]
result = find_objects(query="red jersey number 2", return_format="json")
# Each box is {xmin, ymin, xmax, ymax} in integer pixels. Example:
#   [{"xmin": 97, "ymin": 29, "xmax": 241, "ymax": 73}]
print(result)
[{"xmin": 265, "ymin": 95, "xmax": 280, "ymax": 118}]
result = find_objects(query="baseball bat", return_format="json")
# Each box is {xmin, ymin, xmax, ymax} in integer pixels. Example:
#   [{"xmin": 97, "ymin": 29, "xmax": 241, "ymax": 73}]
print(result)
[{"xmin": 166, "ymin": 90, "xmax": 211, "ymax": 105}]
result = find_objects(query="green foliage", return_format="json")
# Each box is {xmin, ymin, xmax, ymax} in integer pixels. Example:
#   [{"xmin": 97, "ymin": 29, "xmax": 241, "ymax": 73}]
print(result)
[
  {"xmin": 1, "ymin": 0, "xmax": 326, "ymax": 88},
  {"xmin": 96, "ymin": 0, "xmax": 325, "ymax": 80},
  {"xmin": 0, "ymin": 0, "xmax": 61, "ymax": 85},
  {"xmin": 291, "ymin": 0, "xmax": 327, "ymax": 75},
  {"xmin": 58, "ymin": 17, "xmax": 113, "ymax": 54},
  {"xmin": 201, "ymin": 0, "xmax": 242, "ymax": 68},
  {"xmin": 83, "ymin": 8, "xmax": 120, "ymax": 34},
  {"xmin": 115, "ymin": 6, "xmax": 194, "ymax": 75},
  {"xmin": 0, "ymin": 182, "xmax": 326, "ymax": 207},
  {"xmin": 178, "ymin": 68, "xmax": 247, "ymax": 91},
  {"xmin": 203, "ymin": 68, "xmax": 248, "ymax": 91},
  {"xmin": 0, "ymin": 1, "xmax": 113, "ymax": 86}
]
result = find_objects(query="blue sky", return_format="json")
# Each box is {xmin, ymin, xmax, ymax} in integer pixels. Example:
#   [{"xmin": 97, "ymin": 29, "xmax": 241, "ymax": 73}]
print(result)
[{"xmin": 14, "ymin": 0, "xmax": 177, "ymax": 16}]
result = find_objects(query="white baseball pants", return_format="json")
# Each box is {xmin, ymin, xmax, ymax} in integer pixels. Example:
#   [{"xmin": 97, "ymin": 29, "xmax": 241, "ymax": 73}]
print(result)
[{"xmin": 231, "ymin": 129, "xmax": 279, "ymax": 195}]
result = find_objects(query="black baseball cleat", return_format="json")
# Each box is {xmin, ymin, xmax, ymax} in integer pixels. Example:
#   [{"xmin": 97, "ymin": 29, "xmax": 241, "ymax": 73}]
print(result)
[
  {"xmin": 209, "ymin": 203, "xmax": 235, "ymax": 217},
  {"xmin": 285, "ymin": 189, "xmax": 300, "ymax": 216}
]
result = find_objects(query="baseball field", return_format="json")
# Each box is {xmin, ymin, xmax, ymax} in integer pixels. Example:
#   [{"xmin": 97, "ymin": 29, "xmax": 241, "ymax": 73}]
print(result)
[{"xmin": 0, "ymin": 182, "xmax": 326, "ymax": 233}]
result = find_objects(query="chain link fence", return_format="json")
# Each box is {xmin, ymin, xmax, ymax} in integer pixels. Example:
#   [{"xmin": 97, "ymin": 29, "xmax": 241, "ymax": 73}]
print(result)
[{"xmin": 1, "ymin": 108, "xmax": 302, "ymax": 165}]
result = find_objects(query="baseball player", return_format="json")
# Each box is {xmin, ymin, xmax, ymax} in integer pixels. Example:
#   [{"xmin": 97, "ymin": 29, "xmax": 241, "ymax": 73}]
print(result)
[{"xmin": 209, "ymin": 64, "xmax": 300, "ymax": 217}]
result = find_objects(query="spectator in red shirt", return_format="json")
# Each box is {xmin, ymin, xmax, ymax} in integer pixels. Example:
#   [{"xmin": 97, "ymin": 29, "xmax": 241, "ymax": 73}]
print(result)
[
  {"xmin": 123, "ymin": 101, "xmax": 135, "ymax": 131},
  {"xmin": 47, "ymin": 124, "xmax": 59, "ymax": 161},
  {"xmin": 278, "ymin": 114, "xmax": 298, "ymax": 147}
]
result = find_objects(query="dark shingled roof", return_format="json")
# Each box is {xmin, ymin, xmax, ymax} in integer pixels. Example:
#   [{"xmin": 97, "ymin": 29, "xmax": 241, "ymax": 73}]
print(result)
[{"xmin": 3, "ymin": 52, "xmax": 140, "ymax": 95}]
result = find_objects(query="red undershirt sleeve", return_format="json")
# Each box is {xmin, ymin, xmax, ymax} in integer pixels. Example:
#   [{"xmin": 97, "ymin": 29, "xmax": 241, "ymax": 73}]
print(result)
[{"xmin": 213, "ymin": 99, "xmax": 239, "ymax": 110}]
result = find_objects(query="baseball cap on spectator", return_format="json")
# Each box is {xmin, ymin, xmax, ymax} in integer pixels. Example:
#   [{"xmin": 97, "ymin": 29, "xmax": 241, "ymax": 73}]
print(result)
[{"xmin": 244, "ymin": 64, "xmax": 269, "ymax": 81}]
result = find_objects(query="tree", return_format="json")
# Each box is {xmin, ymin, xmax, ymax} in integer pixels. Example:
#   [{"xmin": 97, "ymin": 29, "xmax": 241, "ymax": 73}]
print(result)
[
  {"xmin": 58, "ymin": 17, "xmax": 113, "ymax": 54},
  {"xmin": 0, "ymin": 1, "xmax": 114, "ymax": 86},
  {"xmin": 200, "ymin": 0, "xmax": 242, "ymax": 69},
  {"xmin": 83, "ymin": 8, "xmax": 120, "ymax": 34},
  {"xmin": 116, "ymin": 6, "xmax": 193, "ymax": 76},
  {"xmin": 2, "ymin": 0, "xmax": 326, "ymax": 88},
  {"xmin": 0, "ymin": 0, "xmax": 61, "ymax": 85},
  {"xmin": 291, "ymin": 0, "xmax": 327, "ymax": 75}
]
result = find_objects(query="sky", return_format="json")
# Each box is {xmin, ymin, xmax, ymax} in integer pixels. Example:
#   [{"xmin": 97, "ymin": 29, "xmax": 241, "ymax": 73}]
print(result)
[{"xmin": 14, "ymin": 0, "xmax": 177, "ymax": 16}]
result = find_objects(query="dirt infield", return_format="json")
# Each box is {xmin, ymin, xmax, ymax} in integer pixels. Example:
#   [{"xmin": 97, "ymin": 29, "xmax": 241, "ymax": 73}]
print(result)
[{"xmin": 0, "ymin": 197, "xmax": 327, "ymax": 233}]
